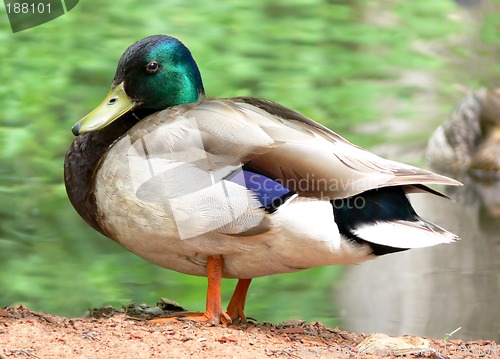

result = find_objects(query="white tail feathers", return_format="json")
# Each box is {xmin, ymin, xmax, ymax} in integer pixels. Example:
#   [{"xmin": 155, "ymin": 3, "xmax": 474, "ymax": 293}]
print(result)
[{"xmin": 353, "ymin": 220, "xmax": 459, "ymax": 249}]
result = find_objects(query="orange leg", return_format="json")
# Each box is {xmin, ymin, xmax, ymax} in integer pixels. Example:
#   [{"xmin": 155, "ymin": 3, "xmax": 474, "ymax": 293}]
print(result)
[
  {"xmin": 202, "ymin": 255, "xmax": 232, "ymax": 324},
  {"xmin": 151, "ymin": 256, "xmax": 231, "ymax": 325},
  {"xmin": 226, "ymin": 278, "xmax": 252, "ymax": 323}
]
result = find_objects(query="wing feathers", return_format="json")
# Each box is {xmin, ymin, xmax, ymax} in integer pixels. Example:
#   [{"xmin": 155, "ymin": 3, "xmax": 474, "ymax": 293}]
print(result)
[{"xmin": 131, "ymin": 97, "xmax": 460, "ymax": 202}]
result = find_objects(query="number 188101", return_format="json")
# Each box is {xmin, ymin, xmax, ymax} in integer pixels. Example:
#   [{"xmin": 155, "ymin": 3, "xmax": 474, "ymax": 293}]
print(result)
[{"xmin": 5, "ymin": 3, "xmax": 52, "ymax": 14}]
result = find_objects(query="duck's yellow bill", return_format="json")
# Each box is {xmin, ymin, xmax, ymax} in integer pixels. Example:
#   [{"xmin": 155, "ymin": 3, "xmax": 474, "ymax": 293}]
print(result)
[{"xmin": 72, "ymin": 82, "xmax": 136, "ymax": 135}]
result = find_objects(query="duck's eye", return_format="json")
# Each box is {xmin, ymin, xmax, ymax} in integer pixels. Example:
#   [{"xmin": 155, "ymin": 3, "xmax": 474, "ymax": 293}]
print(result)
[{"xmin": 145, "ymin": 61, "xmax": 160, "ymax": 74}]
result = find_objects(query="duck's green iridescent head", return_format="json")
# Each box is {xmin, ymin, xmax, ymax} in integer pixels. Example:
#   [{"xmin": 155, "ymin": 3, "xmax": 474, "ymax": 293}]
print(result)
[{"xmin": 72, "ymin": 35, "xmax": 205, "ymax": 135}]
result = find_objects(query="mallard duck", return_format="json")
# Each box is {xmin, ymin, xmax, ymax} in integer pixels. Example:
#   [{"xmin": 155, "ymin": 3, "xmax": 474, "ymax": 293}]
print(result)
[
  {"xmin": 427, "ymin": 87, "xmax": 500, "ymax": 178},
  {"xmin": 64, "ymin": 35, "xmax": 460, "ymax": 325}
]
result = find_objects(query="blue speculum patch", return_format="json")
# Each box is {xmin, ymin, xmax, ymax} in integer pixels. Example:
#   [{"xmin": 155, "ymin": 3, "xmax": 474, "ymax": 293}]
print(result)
[{"xmin": 229, "ymin": 169, "xmax": 292, "ymax": 210}]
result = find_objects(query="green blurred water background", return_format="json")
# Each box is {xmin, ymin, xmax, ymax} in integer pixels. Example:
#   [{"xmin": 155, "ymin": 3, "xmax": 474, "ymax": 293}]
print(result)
[{"xmin": 0, "ymin": 0, "xmax": 498, "ymax": 340}]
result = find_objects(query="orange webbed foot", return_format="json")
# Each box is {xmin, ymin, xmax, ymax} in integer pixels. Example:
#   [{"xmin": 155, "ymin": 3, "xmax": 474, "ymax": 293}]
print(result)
[
  {"xmin": 150, "ymin": 258, "xmax": 253, "ymax": 326},
  {"xmin": 150, "ymin": 310, "xmax": 232, "ymax": 325}
]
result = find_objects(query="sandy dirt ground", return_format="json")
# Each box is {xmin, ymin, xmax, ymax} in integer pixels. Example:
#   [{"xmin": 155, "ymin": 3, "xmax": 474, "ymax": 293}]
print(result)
[{"xmin": 0, "ymin": 305, "xmax": 497, "ymax": 359}]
